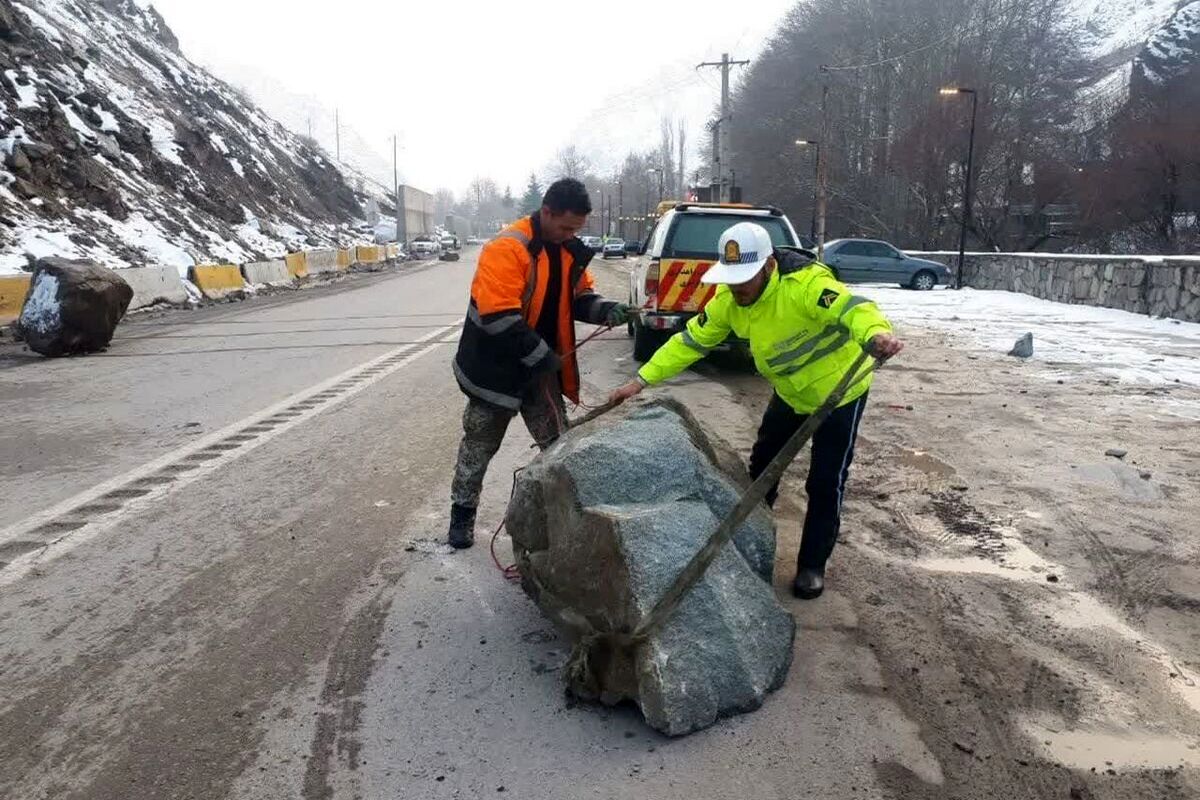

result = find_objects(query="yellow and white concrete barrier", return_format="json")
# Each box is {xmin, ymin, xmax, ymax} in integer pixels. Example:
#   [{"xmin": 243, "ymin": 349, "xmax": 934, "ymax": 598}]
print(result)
[
  {"xmin": 0, "ymin": 275, "xmax": 32, "ymax": 323},
  {"xmin": 190, "ymin": 264, "xmax": 246, "ymax": 300}
]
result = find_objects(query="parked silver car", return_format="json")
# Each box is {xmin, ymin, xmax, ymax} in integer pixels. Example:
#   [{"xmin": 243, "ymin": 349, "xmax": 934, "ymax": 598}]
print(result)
[
  {"xmin": 601, "ymin": 238, "xmax": 627, "ymax": 259},
  {"xmin": 823, "ymin": 238, "xmax": 952, "ymax": 289}
]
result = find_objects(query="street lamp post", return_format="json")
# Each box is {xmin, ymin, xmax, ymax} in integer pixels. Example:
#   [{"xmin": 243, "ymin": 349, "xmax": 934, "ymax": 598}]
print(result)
[
  {"xmin": 795, "ymin": 139, "xmax": 821, "ymax": 244},
  {"xmin": 648, "ymin": 167, "xmax": 665, "ymax": 203},
  {"xmin": 940, "ymin": 87, "xmax": 978, "ymax": 289}
]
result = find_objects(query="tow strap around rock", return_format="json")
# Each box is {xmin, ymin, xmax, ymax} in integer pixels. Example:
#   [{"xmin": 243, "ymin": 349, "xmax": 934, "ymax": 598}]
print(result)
[{"xmin": 525, "ymin": 349, "xmax": 882, "ymax": 696}]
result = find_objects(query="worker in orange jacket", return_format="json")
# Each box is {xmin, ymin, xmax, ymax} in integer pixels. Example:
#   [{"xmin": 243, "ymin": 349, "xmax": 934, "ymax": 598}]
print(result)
[{"xmin": 449, "ymin": 178, "xmax": 631, "ymax": 548}]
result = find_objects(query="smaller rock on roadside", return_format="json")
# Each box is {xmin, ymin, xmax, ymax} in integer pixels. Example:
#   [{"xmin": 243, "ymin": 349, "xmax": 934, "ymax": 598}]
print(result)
[
  {"xmin": 1007, "ymin": 332, "xmax": 1033, "ymax": 358},
  {"xmin": 1105, "ymin": 448, "xmax": 1127, "ymax": 460}
]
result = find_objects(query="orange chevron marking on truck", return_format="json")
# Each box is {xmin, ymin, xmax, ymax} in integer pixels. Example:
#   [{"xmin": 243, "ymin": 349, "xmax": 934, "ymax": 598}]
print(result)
[{"xmin": 658, "ymin": 260, "xmax": 717, "ymax": 312}]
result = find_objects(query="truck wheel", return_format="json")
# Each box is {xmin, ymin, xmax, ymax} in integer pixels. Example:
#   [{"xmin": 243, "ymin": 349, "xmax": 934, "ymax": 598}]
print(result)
[{"xmin": 633, "ymin": 325, "xmax": 668, "ymax": 362}]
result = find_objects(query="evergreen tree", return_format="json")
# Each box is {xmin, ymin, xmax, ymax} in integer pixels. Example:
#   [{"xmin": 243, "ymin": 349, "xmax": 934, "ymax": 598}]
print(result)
[{"xmin": 520, "ymin": 173, "xmax": 543, "ymax": 215}]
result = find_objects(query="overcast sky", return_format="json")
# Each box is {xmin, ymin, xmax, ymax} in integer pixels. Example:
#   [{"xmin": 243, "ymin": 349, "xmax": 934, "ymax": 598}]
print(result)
[{"xmin": 149, "ymin": 0, "xmax": 796, "ymax": 194}]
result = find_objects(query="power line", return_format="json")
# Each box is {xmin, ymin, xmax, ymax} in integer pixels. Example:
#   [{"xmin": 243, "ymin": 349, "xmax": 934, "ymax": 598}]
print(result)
[{"xmin": 819, "ymin": 24, "xmax": 972, "ymax": 72}]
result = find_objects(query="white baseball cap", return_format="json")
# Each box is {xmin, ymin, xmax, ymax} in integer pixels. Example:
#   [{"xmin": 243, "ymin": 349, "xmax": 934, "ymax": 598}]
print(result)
[{"xmin": 701, "ymin": 222, "xmax": 774, "ymax": 285}]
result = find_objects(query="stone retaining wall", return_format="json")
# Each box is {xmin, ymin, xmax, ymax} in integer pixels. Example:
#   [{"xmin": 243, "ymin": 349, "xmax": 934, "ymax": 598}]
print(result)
[{"xmin": 908, "ymin": 252, "xmax": 1200, "ymax": 322}]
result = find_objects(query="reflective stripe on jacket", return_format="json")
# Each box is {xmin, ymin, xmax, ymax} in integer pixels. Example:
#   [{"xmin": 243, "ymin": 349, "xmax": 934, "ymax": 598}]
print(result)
[
  {"xmin": 637, "ymin": 248, "xmax": 892, "ymax": 414},
  {"xmin": 454, "ymin": 214, "xmax": 615, "ymax": 409}
]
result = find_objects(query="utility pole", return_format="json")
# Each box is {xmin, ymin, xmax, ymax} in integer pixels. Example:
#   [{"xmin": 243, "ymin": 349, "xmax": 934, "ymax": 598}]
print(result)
[
  {"xmin": 392, "ymin": 134, "xmax": 402, "ymax": 243},
  {"xmin": 940, "ymin": 87, "xmax": 978, "ymax": 289},
  {"xmin": 618, "ymin": 180, "xmax": 624, "ymax": 239},
  {"xmin": 706, "ymin": 118, "xmax": 720, "ymax": 200},
  {"xmin": 643, "ymin": 186, "xmax": 650, "ymax": 240},
  {"xmin": 698, "ymin": 53, "xmax": 749, "ymax": 203},
  {"xmin": 816, "ymin": 78, "xmax": 830, "ymax": 259},
  {"xmin": 334, "ymin": 108, "xmax": 341, "ymax": 163},
  {"xmin": 794, "ymin": 140, "xmax": 820, "ymax": 243}
]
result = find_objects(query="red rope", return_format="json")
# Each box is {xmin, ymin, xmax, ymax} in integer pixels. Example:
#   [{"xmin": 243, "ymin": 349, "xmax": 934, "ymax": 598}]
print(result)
[{"xmin": 489, "ymin": 466, "xmax": 525, "ymax": 581}]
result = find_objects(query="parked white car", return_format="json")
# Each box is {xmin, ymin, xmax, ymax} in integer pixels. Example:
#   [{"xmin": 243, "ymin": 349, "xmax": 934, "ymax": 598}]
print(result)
[{"xmin": 409, "ymin": 237, "xmax": 441, "ymax": 257}]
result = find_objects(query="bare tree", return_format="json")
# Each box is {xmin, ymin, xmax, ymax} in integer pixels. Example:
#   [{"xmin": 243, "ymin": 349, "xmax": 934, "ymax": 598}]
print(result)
[
  {"xmin": 553, "ymin": 145, "xmax": 592, "ymax": 180},
  {"xmin": 724, "ymin": 0, "xmax": 1088, "ymax": 250},
  {"xmin": 433, "ymin": 188, "xmax": 455, "ymax": 223},
  {"xmin": 659, "ymin": 117, "xmax": 676, "ymax": 198},
  {"xmin": 677, "ymin": 119, "xmax": 688, "ymax": 199}
]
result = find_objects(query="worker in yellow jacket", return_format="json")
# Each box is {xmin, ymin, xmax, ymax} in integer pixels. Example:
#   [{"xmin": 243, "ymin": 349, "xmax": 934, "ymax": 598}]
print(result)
[{"xmin": 610, "ymin": 222, "xmax": 904, "ymax": 599}]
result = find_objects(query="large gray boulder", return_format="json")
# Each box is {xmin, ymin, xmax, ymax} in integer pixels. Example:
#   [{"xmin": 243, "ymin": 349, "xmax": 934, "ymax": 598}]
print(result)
[
  {"xmin": 506, "ymin": 398, "xmax": 795, "ymax": 736},
  {"xmin": 18, "ymin": 258, "xmax": 132, "ymax": 357}
]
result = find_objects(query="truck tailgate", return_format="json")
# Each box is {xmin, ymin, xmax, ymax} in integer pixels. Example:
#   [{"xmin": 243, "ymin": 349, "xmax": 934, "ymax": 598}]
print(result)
[{"xmin": 657, "ymin": 259, "xmax": 718, "ymax": 312}]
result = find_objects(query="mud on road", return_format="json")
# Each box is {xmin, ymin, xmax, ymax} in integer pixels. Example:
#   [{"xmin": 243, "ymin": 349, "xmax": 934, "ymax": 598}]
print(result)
[{"xmin": 587, "ymin": 260, "xmax": 1200, "ymax": 799}]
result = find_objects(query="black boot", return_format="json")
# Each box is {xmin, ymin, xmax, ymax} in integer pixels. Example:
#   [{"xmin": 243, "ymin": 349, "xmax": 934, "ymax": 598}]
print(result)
[
  {"xmin": 792, "ymin": 564, "xmax": 825, "ymax": 600},
  {"xmin": 447, "ymin": 503, "xmax": 476, "ymax": 549}
]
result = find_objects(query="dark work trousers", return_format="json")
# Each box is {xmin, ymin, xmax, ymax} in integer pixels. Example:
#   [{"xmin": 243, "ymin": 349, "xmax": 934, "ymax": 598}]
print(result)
[
  {"xmin": 450, "ymin": 374, "xmax": 567, "ymax": 510},
  {"xmin": 748, "ymin": 391, "xmax": 869, "ymax": 570}
]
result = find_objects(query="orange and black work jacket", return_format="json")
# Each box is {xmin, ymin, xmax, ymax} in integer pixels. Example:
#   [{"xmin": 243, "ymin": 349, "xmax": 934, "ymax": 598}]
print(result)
[{"xmin": 453, "ymin": 214, "xmax": 616, "ymax": 409}]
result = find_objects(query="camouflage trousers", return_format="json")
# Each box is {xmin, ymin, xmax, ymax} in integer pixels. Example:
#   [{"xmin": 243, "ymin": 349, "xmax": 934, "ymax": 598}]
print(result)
[{"xmin": 450, "ymin": 375, "xmax": 567, "ymax": 510}]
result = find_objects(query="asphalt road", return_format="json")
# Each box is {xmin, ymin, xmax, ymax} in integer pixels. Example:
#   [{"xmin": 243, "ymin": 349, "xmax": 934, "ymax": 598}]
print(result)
[
  {"xmin": 1, "ymin": 249, "xmax": 1196, "ymax": 800},
  {"xmin": 0, "ymin": 252, "xmax": 929, "ymax": 800}
]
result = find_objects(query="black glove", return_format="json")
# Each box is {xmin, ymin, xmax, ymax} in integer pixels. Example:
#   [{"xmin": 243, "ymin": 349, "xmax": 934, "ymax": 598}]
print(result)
[{"xmin": 606, "ymin": 303, "xmax": 634, "ymax": 327}]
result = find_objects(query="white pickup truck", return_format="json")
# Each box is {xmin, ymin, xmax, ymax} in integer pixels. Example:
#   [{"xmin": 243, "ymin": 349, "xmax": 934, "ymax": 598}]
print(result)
[{"xmin": 628, "ymin": 202, "xmax": 803, "ymax": 361}]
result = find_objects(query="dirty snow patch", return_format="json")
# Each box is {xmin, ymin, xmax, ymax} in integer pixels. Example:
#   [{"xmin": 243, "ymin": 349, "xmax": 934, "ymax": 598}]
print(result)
[
  {"xmin": 83, "ymin": 210, "xmax": 196, "ymax": 275},
  {"xmin": 59, "ymin": 101, "xmax": 95, "ymax": 140},
  {"xmin": 95, "ymin": 106, "xmax": 120, "ymax": 133},
  {"xmin": 861, "ymin": 286, "xmax": 1200, "ymax": 390},
  {"xmin": 13, "ymin": 3, "xmax": 64, "ymax": 43},
  {"xmin": 15, "ymin": 228, "xmax": 82, "ymax": 263},
  {"xmin": 5, "ymin": 69, "xmax": 39, "ymax": 109}
]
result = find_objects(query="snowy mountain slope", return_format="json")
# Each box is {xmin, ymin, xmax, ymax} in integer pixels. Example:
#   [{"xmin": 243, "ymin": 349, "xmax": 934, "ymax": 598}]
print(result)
[
  {"xmin": 0, "ymin": 0, "xmax": 382, "ymax": 275},
  {"xmin": 1070, "ymin": 0, "xmax": 1192, "ymax": 126},
  {"xmin": 1132, "ymin": 0, "xmax": 1200, "ymax": 87},
  {"xmin": 1071, "ymin": 0, "xmax": 1183, "ymax": 64},
  {"xmin": 206, "ymin": 60, "xmax": 399, "ymax": 193}
]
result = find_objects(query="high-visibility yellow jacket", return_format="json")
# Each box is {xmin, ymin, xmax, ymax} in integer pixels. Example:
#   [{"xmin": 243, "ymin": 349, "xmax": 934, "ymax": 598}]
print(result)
[{"xmin": 638, "ymin": 249, "xmax": 892, "ymax": 413}]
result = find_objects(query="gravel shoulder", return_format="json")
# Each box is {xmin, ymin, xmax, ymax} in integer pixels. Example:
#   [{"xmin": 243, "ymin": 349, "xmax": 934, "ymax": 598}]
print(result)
[{"xmin": 584, "ymin": 258, "xmax": 1200, "ymax": 798}]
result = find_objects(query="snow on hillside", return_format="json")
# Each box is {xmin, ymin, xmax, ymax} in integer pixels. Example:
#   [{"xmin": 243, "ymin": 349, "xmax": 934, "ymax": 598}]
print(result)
[
  {"xmin": 206, "ymin": 60, "xmax": 399, "ymax": 193},
  {"xmin": 1134, "ymin": 0, "xmax": 1200, "ymax": 85},
  {"xmin": 1069, "ymin": 0, "xmax": 1190, "ymax": 127},
  {"xmin": 1071, "ymin": 0, "xmax": 1183, "ymax": 63},
  {"xmin": 0, "ymin": 0, "xmax": 389, "ymax": 276}
]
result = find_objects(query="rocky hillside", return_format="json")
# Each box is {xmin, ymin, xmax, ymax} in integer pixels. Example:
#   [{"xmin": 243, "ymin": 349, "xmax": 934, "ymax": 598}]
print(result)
[
  {"xmin": 1073, "ymin": 0, "xmax": 1194, "ymax": 112},
  {"xmin": 0, "ymin": 0, "xmax": 381, "ymax": 275},
  {"xmin": 1132, "ymin": 0, "xmax": 1200, "ymax": 91}
]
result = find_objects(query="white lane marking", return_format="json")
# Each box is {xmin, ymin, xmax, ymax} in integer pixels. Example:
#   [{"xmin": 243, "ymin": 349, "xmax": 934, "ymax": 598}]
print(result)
[{"xmin": 0, "ymin": 325, "xmax": 461, "ymax": 586}]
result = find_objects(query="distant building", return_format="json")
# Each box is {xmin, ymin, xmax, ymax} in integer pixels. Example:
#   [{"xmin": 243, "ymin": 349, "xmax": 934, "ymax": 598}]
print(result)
[{"xmin": 396, "ymin": 186, "xmax": 435, "ymax": 242}]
